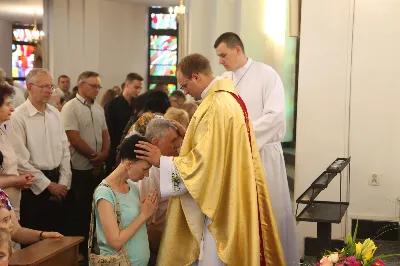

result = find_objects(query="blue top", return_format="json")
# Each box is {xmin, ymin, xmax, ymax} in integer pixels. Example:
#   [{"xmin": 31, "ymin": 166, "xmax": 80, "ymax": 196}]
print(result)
[{"xmin": 94, "ymin": 180, "xmax": 150, "ymax": 266}]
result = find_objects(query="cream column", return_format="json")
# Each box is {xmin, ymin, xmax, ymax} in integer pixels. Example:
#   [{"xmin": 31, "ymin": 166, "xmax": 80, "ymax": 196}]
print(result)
[{"xmin": 84, "ymin": 0, "xmax": 100, "ymax": 73}]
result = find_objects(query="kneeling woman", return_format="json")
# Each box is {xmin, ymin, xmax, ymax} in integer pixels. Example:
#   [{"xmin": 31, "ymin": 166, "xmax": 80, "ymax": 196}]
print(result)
[{"xmin": 94, "ymin": 134, "xmax": 158, "ymax": 266}]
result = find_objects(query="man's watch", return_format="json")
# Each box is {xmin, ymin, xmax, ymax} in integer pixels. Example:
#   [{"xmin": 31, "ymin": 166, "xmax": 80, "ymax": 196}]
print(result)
[{"xmin": 39, "ymin": 231, "xmax": 44, "ymax": 240}]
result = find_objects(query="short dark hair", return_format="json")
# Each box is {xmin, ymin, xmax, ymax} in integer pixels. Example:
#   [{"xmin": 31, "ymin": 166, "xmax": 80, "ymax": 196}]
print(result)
[
  {"xmin": 57, "ymin": 75, "xmax": 70, "ymax": 83},
  {"xmin": 154, "ymin": 81, "xmax": 167, "ymax": 90},
  {"xmin": 214, "ymin": 32, "xmax": 245, "ymax": 54},
  {"xmin": 134, "ymin": 91, "xmax": 149, "ymax": 114},
  {"xmin": 0, "ymin": 82, "xmax": 14, "ymax": 106},
  {"xmin": 144, "ymin": 90, "xmax": 171, "ymax": 114},
  {"xmin": 72, "ymin": 86, "xmax": 78, "ymax": 98},
  {"xmin": 170, "ymin": 90, "xmax": 186, "ymax": 101},
  {"xmin": 77, "ymin": 71, "xmax": 99, "ymax": 84},
  {"xmin": 177, "ymin": 53, "xmax": 213, "ymax": 77},
  {"xmin": 121, "ymin": 82, "xmax": 126, "ymax": 91},
  {"xmin": 119, "ymin": 134, "xmax": 150, "ymax": 161},
  {"xmin": 126, "ymin": 73, "xmax": 144, "ymax": 82}
]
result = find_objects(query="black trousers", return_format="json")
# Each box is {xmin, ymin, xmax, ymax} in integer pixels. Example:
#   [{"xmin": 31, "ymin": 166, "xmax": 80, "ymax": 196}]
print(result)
[
  {"xmin": 148, "ymin": 247, "xmax": 159, "ymax": 266},
  {"xmin": 20, "ymin": 168, "xmax": 68, "ymax": 235},
  {"xmin": 69, "ymin": 168, "xmax": 104, "ymax": 259}
]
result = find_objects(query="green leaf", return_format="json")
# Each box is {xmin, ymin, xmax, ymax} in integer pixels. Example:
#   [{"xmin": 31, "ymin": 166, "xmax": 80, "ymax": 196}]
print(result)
[{"xmin": 353, "ymin": 220, "xmax": 359, "ymax": 242}]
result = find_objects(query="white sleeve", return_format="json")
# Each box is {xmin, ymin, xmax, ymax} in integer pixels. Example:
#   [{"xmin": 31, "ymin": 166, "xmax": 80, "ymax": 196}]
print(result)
[
  {"xmin": 159, "ymin": 156, "xmax": 188, "ymax": 197},
  {"xmin": 7, "ymin": 116, "xmax": 50, "ymax": 195},
  {"xmin": 58, "ymin": 127, "xmax": 72, "ymax": 189},
  {"xmin": 252, "ymin": 66, "xmax": 286, "ymax": 148}
]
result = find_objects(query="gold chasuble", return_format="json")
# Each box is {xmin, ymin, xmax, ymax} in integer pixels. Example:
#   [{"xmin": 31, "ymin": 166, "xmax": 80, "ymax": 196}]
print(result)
[{"xmin": 156, "ymin": 78, "xmax": 285, "ymax": 266}]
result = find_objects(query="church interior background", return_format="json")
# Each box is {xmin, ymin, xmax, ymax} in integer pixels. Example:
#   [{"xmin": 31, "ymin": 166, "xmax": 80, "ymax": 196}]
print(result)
[{"xmin": 1, "ymin": 0, "xmax": 400, "ymax": 264}]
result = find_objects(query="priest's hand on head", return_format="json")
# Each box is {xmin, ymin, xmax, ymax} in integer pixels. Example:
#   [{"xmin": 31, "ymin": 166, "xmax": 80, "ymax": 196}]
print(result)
[
  {"xmin": 140, "ymin": 189, "xmax": 159, "ymax": 220},
  {"xmin": 171, "ymin": 120, "xmax": 186, "ymax": 138},
  {"xmin": 135, "ymin": 141, "xmax": 162, "ymax": 167}
]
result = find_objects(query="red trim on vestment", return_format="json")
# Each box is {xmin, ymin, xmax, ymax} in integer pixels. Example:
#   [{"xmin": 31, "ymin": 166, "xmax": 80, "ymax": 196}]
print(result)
[{"xmin": 228, "ymin": 92, "xmax": 266, "ymax": 266}]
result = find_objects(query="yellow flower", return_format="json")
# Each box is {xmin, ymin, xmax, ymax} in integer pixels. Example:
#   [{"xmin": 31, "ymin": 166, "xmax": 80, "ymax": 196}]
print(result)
[
  {"xmin": 356, "ymin": 242, "xmax": 362, "ymax": 256},
  {"xmin": 356, "ymin": 239, "xmax": 377, "ymax": 264}
]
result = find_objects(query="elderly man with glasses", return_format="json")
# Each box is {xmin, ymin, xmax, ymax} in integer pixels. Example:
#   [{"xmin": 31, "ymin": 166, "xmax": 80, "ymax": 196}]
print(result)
[
  {"xmin": 61, "ymin": 71, "xmax": 110, "ymax": 264},
  {"xmin": 7, "ymin": 68, "xmax": 72, "ymax": 239}
]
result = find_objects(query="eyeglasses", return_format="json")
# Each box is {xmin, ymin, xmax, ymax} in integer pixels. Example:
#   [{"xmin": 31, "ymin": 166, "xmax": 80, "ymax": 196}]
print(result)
[
  {"xmin": 31, "ymin": 83, "xmax": 55, "ymax": 90},
  {"xmin": 82, "ymin": 81, "xmax": 102, "ymax": 90},
  {"xmin": 179, "ymin": 76, "xmax": 194, "ymax": 91}
]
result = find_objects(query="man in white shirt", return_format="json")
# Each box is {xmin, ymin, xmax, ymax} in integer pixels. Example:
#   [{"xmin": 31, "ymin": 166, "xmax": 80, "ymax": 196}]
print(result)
[
  {"xmin": 61, "ymin": 71, "xmax": 110, "ymax": 263},
  {"xmin": 136, "ymin": 118, "xmax": 181, "ymax": 266},
  {"xmin": 214, "ymin": 32, "xmax": 299, "ymax": 265},
  {"xmin": 7, "ymin": 68, "xmax": 71, "ymax": 235}
]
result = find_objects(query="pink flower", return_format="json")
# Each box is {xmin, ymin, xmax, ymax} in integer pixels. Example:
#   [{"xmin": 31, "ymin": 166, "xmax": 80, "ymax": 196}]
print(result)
[
  {"xmin": 345, "ymin": 256, "xmax": 361, "ymax": 266},
  {"xmin": 335, "ymin": 263, "xmax": 345, "ymax": 266},
  {"xmin": 371, "ymin": 259, "xmax": 386, "ymax": 266},
  {"xmin": 319, "ymin": 257, "xmax": 333, "ymax": 266}
]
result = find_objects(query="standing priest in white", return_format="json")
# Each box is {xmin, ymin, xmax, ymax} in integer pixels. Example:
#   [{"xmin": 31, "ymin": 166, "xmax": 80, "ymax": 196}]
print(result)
[{"xmin": 214, "ymin": 32, "xmax": 298, "ymax": 265}]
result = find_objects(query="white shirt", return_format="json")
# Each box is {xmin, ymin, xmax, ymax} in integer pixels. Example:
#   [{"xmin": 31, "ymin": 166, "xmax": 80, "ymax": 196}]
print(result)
[
  {"xmin": 136, "ymin": 167, "xmax": 169, "ymax": 231},
  {"xmin": 61, "ymin": 93, "xmax": 107, "ymax": 170},
  {"xmin": 224, "ymin": 59, "xmax": 300, "ymax": 266},
  {"xmin": 0, "ymin": 128, "xmax": 21, "ymax": 218},
  {"xmin": 11, "ymin": 86, "xmax": 26, "ymax": 108},
  {"xmin": 223, "ymin": 58, "xmax": 286, "ymax": 148},
  {"xmin": 200, "ymin": 76, "xmax": 222, "ymax": 99},
  {"xmin": 7, "ymin": 99, "xmax": 72, "ymax": 195},
  {"xmin": 159, "ymin": 157, "xmax": 224, "ymax": 266}
]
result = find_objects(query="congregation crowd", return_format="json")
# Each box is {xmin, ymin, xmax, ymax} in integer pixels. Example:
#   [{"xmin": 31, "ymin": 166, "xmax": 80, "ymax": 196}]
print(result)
[{"xmin": 0, "ymin": 32, "xmax": 298, "ymax": 266}]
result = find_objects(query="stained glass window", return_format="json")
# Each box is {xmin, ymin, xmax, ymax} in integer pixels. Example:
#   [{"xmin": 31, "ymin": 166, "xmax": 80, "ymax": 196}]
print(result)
[
  {"xmin": 12, "ymin": 44, "xmax": 35, "ymax": 79},
  {"xmin": 150, "ymin": 35, "xmax": 177, "ymax": 50},
  {"xmin": 150, "ymin": 35, "xmax": 177, "ymax": 76},
  {"xmin": 151, "ymin": 13, "xmax": 177, "ymax": 30},
  {"xmin": 13, "ymin": 28, "xmax": 34, "ymax": 42},
  {"xmin": 149, "ymin": 83, "xmax": 177, "ymax": 95},
  {"xmin": 148, "ymin": 7, "xmax": 178, "ymax": 94},
  {"xmin": 12, "ymin": 24, "xmax": 36, "ymax": 84},
  {"xmin": 150, "ymin": 50, "xmax": 177, "ymax": 64},
  {"xmin": 150, "ymin": 64, "xmax": 176, "ymax": 76}
]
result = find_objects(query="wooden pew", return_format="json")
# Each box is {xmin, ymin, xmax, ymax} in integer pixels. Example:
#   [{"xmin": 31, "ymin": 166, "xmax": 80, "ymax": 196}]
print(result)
[{"xmin": 10, "ymin": 236, "xmax": 84, "ymax": 266}]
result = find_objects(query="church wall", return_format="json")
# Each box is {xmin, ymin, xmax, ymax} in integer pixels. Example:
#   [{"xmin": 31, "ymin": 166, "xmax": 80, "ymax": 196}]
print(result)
[
  {"xmin": 295, "ymin": 0, "xmax": 354, "ymax": 257},
  {"xmin": 347, "ymin": 0, "xmax": 400, "ymax": 223},
  {"xmin": 186, "ymin": 0, "xmax": 266, "ymax": 76},
  {"xmin": 0, "ymin": 19, "xmax": 13, "ymax": 77},
  {"xmin": 239, "ymin": 0, "xmax": 265, "ymax": 64},
  {"xmin": 98, "ymin": 0, "xmax": 148, "ymax": 99},
  {"xmin": 49, "ymin": 0, "xmax": 148, "ymax": 102},
  {"xmin": 295, "ymin": 0, "xmax": 400, "ymax": 258},
  {"xmin": 186, "ymin": 0, "xmax": 219, "ymax": 72}
]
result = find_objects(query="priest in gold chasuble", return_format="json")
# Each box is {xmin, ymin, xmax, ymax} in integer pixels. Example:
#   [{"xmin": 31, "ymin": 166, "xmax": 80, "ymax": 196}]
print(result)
[{"xmin": 135, "ymin": 53, "xmax": 285, "ymax": 266}]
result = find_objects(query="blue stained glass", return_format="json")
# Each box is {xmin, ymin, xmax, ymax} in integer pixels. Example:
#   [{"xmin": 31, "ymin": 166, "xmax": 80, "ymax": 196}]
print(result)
[{"xmin": 151, "ymin": 13, "xmax": 177, "ymax": 30}]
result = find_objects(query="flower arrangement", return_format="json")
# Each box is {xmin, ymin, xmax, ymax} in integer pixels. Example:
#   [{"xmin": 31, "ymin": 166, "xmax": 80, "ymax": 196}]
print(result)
[{"xmin": 313, "ymin": 222, "xmax": 400, "ymax": 266}]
